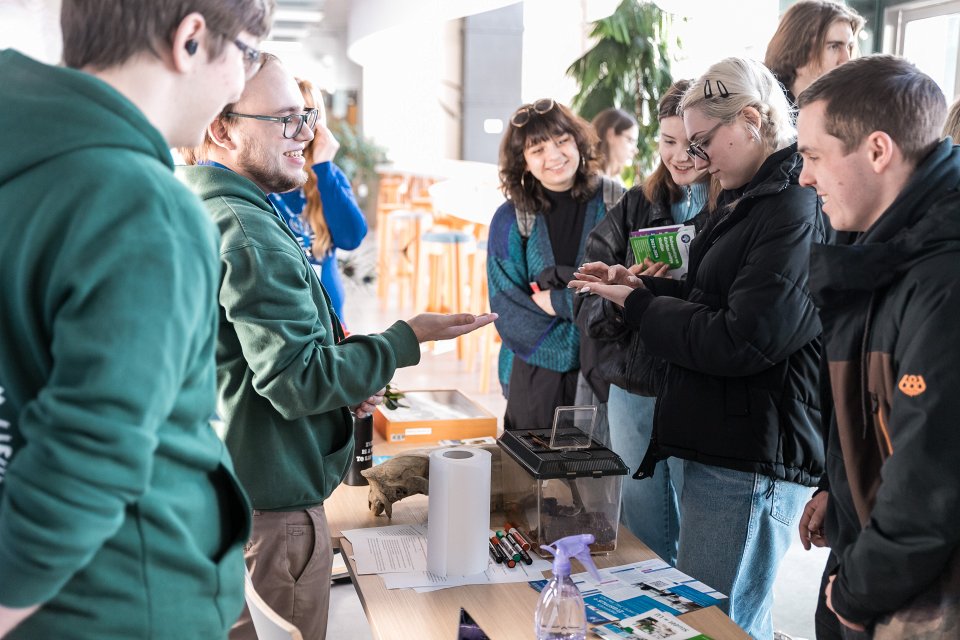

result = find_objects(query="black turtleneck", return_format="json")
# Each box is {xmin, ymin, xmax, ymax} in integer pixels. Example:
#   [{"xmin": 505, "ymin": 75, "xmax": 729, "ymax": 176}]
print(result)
[{"xmin": 539, "ymin": 188, "xmax": 585, "ymax": 288}]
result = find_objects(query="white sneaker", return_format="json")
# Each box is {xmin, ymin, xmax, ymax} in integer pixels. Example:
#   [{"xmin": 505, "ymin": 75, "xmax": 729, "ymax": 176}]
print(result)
[{"xmin": 773, "ymin": 631, "xmax": 810, "ymax": 640}]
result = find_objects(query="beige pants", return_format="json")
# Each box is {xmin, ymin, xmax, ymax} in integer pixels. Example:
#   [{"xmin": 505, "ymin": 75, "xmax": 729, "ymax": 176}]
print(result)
[{"xmin": 231, "ymin": 505, "xmax": 333, "ymax": 640}]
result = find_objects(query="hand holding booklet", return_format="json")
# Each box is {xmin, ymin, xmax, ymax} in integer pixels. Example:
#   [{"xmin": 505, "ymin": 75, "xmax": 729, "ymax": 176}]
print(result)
[{"xmin": 629, "ymin": 225, "xmax": 697, "ymax": 280}]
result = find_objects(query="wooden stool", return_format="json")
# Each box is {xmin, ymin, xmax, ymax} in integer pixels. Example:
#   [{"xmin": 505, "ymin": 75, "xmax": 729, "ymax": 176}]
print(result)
[
  {"xmin": 380, "ymin": 209, "xmax": 432, "ymax": 311},
  {"xmin": 421, "ymin": 230, "xmax": 474, "ymax": 355},
  {"xmin": 375, "ymin": 175, "xmax": 410, "ymax": 305}
]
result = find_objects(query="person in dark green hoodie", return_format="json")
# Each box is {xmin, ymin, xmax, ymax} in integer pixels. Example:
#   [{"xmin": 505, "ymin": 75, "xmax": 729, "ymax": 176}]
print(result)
[
  {"xmin": 797, "ymin": 55, "xmax": 960, "ymax": 637},
  {"xmin": 0, "ymin": 2, "xmax": 273, "ymax": 638},
  {"xmin": 177, "ymin": 54, "xmax": 496, "ymax": 640}
]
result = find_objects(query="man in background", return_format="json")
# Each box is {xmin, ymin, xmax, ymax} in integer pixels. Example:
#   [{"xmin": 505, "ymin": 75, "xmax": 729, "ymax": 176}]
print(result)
[
  {"xmin": 178, "ymin": 54, "xmax": 495, "ymax": 639},
  {"xmin": 797, "ymin": 55, "xmax": 960, "ymax": 636},
  {"xmin": 0, "ymin": 1, "xmax": 273, "ymax": 638}
]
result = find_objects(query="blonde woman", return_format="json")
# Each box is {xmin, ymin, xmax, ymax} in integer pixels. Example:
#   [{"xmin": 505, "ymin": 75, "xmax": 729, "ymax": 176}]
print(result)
[{"xmin": 571, "ymin": 58, "xmax": 827, "ymax": 638}]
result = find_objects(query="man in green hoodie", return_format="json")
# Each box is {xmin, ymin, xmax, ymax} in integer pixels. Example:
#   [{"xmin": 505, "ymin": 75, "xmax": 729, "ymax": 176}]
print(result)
[
  {"xmin": 177, "ymin": 54, "xmax": 496, "ymax": 640},
  {"xmin": 0, "ymin": 1, "xmax": 273, "ymax": 638},
  {"xmin": 797, "ymin": 55, "xmax": 960, "ymax": 636}
]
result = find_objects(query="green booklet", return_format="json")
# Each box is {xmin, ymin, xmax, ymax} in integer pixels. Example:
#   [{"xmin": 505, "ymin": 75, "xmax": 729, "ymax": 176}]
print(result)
[
  {"xmin": 593, "ymin": 609, "xmax": 713, "ymax": 640},
  {"xmin": 628, "ymin": 224, "xmax": 696, "ymax": 280}
]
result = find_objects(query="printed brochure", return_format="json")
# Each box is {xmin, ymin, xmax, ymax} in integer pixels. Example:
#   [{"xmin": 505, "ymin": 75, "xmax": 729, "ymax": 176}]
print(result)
[
  {"xmin": 593, "ymin": 609, "xmax": 713, "ymax": 639},
  {"xmin": 529, "ymin": 558, "xmax": 726, "ymax": 624},
  {"xmin": 629, "ymin": 225, "xmax": 696, "ymax": 279}
]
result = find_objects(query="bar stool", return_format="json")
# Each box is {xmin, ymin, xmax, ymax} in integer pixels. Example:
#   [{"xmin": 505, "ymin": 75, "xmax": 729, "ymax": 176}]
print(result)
[
  {"xmin": 375, "ymin": 175, "xmax": 410, "ymax": 305},
  {"xmin": 380, "ymin": 209, "xmax": 432, "ymax": 311},
  {"xmin": 461, "ymin": 238, "xmax": 501, "ymax": 393},
  {"xmin": 421, "ymin": 229, "xmax": 474, "ymax": 356}
]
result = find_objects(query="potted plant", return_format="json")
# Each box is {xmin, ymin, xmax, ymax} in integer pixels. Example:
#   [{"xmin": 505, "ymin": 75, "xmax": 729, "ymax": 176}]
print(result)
[{"xmin": 566, "ymin": 0, "xmax": 680, "ymax": 180}]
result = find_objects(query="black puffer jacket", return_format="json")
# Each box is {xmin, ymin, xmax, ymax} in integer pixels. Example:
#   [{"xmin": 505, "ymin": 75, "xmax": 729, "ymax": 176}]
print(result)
[
  {"xmin": 625, "ymin": 145, "xmax": 826, "ymax": 486},
  {"xmin": 575, "ymin": 187, "xmax": 707, "ymax": 396}
]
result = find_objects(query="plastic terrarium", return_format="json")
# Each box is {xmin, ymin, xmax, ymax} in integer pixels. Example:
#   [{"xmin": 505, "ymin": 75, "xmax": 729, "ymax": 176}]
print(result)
[{"xmin": 497, "ymin": 406, "xmax": 627, "ymax": 555}]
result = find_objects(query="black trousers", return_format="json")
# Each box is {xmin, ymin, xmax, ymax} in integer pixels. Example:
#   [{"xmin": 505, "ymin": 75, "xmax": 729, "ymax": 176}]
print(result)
[{"xmin": 503, "ymin": 357, "xmax": 578, "ymax": 431}]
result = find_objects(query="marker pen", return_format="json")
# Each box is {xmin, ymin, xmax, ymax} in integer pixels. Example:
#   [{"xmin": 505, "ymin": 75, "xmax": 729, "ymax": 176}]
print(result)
[
  {"xmin": 516, "ymin": 544, "xmax": 534, "ymax": 566},
  {"xmin": 495, "ymin": 532, "xmax": 521, "ymax": 563},
  {"xmin": 507, "ymin": 531, "xmax": 529, "ymax": 553},
  {"xmin": 488, "ymin": 539, "xmax": 504, "ymax": 564},
  {"xmin": 490, "ymin": 535, "xmax": 516, "ymax": 567},
  {"xmin": 498, "ymin": 531, "xmax": 524, "ymax": 562},
  {"xmin": 503, "ymin": 523, "xmax": 532, "ymax": 551}
]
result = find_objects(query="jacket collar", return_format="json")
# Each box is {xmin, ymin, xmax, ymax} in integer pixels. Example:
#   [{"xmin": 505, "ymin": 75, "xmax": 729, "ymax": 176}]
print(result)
[{"xmin": 717, "ymin": 143, "xmax": 800, "ymax": 209}]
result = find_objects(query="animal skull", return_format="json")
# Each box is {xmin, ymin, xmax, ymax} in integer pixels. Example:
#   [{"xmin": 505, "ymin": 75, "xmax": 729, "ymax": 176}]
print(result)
[{"xmin": 360, "ymin": 444, "xmax": 502, "ymax": 518}]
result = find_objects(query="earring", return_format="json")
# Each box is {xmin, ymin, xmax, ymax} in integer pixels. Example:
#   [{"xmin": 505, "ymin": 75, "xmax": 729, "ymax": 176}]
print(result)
[
  {"xmin": 520, "ymin": 172, "xmax": 528, "ymax": 190},
  {"xmin": 185, "ymin": 40, "xmax": 199, "ymax": 56}
]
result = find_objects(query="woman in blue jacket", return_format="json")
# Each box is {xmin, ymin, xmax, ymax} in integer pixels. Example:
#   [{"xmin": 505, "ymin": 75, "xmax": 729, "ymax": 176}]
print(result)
[{"xmin": 269, "ymin": 79, "xmax": 367, "ymax": 325}]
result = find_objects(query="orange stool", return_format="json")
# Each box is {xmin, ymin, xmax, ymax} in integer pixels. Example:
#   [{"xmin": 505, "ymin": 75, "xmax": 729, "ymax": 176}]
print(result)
[
  {"xmin": 379, "ymin": 209, "xmax": 432, "ymax": 311},
  {"xmin": 421, "ymin": 229, "xmax": 474, "ymax": 355}
]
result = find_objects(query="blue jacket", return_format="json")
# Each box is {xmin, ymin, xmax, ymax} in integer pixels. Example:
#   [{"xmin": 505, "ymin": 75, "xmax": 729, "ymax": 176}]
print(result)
[{"xmin": 269, "ymin": 161, "xmax": 367, "ymax": 322}]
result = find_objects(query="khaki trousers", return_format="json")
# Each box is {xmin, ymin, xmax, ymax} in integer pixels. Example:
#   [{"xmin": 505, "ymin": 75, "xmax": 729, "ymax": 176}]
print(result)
[{"xmin": 231, "ymin": 505, "xmax": 333, "ymax": 640}]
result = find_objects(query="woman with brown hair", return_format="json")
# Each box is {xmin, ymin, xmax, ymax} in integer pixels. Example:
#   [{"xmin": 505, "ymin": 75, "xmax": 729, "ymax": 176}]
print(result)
[
  {"xmin": 592, "ymin": 107, "xmax": 639, "ymax": 181},
  {"xmin": 268, "ymin": 78, "xmax": 368, "ymax": 324},
  {"xmin": 486, "ymin": 99, "xmax": 622, "ymax": 430},
  {"xmin": 575, "ymin": 79, "xmax": 711, "ymax": 565},
  {"xmin": 764, "ymin": 0, "xmax": 865, "ymax": 105}
]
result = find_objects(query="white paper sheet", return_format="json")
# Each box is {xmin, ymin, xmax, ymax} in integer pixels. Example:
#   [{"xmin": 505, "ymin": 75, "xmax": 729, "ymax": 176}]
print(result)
[
  {"xmin": 342, "ymin": 524, "xmax": 429, "ymax": 574},
  {"xmin": 385, "ymin": 554, "xmax": 552, "ymax": 591}
]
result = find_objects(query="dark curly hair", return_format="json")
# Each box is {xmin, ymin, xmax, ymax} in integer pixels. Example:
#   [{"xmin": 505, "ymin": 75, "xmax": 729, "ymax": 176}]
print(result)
[{"xmin": 498, "ymin": 100, "xmax": 601, "ymax": 213}]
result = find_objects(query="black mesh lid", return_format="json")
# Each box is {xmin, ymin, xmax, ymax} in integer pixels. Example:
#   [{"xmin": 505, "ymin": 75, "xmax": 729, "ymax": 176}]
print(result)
[{"xmin": 497, "ymin": 427, "xmax": 628, "ymax": 479}]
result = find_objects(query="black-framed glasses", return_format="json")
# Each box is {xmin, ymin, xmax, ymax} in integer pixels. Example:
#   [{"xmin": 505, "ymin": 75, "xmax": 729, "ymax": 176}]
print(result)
[
  {"xmin": 686, "ymin": 121, "xmax": 725, "ymax": 163},
  {"xmin": 232, "ymin": 38, "xmax": 262, "ymax": 75},
  {"xmin": 225, "ymin": 108, "xmax": 320, "ymax": 139},
  {"xmin": 510, "ymin": 98, "xmax": 557, "ymax": 127}
]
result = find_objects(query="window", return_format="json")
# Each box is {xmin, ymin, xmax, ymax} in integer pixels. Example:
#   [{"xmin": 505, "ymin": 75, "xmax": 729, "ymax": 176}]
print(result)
[{"xmin": 884, "ymin": 0, "xmax": 960, "ymax": 101}]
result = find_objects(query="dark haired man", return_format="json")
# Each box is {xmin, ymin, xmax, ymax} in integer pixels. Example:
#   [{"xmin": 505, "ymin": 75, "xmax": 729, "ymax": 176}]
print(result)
[
  {"xmin": 0, "ymin": 1, "xmax": 273, "ymax": 638},
  {"xmin": 178, "ymin": 55, "xmax": 495, "ymax": 639},
  {"xmin": 797, "ymin": 54, "xmax": 960, "ymax": 636}
]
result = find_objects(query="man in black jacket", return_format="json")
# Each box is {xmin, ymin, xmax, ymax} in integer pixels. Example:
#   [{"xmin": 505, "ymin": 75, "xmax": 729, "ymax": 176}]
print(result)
[{"xmin": 797, "ymin": 54, "xmax": 960, "ymax": 637}]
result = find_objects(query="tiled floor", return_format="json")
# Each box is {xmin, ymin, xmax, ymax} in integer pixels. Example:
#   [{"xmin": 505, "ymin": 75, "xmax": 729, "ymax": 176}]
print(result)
[{"xmin": 325, "ymin": 240, "xmax": 826, "ymax": 639}]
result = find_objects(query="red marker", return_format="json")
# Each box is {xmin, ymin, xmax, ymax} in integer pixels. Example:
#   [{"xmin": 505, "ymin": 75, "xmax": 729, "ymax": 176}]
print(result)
[{"xmin": 503, "ymin": 523, "xmax": 531, "ymax": 551}]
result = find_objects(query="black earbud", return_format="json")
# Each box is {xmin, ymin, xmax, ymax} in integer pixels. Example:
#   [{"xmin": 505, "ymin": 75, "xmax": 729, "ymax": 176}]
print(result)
[{"xmin": 185, "ymin": 40, "xmax": 198, "ymax": 56}]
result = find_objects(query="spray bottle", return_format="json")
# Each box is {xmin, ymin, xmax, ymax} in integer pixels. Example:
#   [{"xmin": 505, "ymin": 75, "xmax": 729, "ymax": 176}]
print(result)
[{"xmin": 534, "ymin": 534, "xmax": 601, "ymax": 640}]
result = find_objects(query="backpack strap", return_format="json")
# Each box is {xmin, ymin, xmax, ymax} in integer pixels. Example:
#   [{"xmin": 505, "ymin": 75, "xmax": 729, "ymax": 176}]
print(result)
[
  {"xmin": 516, "ymin": 177, "xmax": 625, "ymax": 240},
  {"xmin": 516, "ymin": 207, "xmax": 536, "ymax": 240},
  {"xmin": 601, "ymin": 176, "xmax": 626, "ymax": 211}
]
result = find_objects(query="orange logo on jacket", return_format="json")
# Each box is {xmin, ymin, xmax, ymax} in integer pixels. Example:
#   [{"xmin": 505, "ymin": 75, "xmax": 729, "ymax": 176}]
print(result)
[{"xmin": 898, "ymin": 374, "xmax": 926, "ymax": 397}]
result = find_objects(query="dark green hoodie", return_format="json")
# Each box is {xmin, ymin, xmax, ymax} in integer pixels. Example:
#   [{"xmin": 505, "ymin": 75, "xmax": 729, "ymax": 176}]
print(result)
[
  {"xmin": 176, "ymin": 165, "xmax": 420, "ymax": 510},
  {"xmin": 0, "ymin": 50, "xmax": 250, "ymax": 638}
]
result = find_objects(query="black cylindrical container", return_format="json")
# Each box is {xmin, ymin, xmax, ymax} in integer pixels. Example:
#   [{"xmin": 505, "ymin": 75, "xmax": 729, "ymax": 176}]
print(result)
[{"xmin": 343, "ymin": 414, "xmax": 373, "ymax": 486}]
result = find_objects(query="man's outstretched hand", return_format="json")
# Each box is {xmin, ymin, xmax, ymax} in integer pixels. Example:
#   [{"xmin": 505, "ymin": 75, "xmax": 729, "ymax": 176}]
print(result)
[{"xmin": 406, "ymin": 312, "xmax": 497, "ymax": 343}]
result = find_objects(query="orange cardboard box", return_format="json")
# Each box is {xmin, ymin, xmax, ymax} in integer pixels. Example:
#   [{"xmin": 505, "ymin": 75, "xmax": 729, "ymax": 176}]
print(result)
[{"xmin": 373, "ymin": 389, "xmax": 497, "ymax": 443}]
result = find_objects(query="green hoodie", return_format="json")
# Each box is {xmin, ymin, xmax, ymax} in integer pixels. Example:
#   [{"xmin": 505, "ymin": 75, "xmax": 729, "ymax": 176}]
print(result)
[
  {"xmin": 0, "ymin": 51, "xmax": 250, "ymax": 638},
  {"xmin": 176, "ymin": 165, "xmax": 420, "ymax": 510}
]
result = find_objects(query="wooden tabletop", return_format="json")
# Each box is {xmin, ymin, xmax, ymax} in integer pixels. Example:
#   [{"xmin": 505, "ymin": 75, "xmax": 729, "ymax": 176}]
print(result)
[{"xmin": 326, "ymin": 484, "xmax": 749, "ymax": 640}]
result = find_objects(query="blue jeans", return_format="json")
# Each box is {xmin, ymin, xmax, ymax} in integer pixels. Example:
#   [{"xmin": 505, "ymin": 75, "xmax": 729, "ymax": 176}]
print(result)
[
  {"xmin": 607, "ymin": 384, "xmax": 683, "ymax": 565},
  {"xmin": 677, "ymin": 461, "xmax": 811, "ymax": 640}
]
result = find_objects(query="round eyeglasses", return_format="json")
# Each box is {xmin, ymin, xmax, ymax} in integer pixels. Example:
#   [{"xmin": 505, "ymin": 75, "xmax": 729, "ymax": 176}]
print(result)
[
  {"xmin": 510, "ymin": 98, "xmax": 557, "ymax": 127},
  {"xmin": 225, "ymin": 108, "xmax": 320, "ymax": 139}
]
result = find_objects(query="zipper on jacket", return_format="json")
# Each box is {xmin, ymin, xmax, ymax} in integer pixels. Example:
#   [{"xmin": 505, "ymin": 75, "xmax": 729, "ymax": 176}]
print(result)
[
  {"xmin": 634, "ymin": 371, "xmax": 668, "ymax": 479},
  {"xmin": 634, "ymin": 442, "xmax": 660, "ymax": 479}
]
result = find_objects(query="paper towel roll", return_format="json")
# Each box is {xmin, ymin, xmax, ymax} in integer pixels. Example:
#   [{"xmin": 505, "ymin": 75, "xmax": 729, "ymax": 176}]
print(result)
[{"xmin": 427, "ymin": 447, "xmax": 492, "ymax": 577}]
